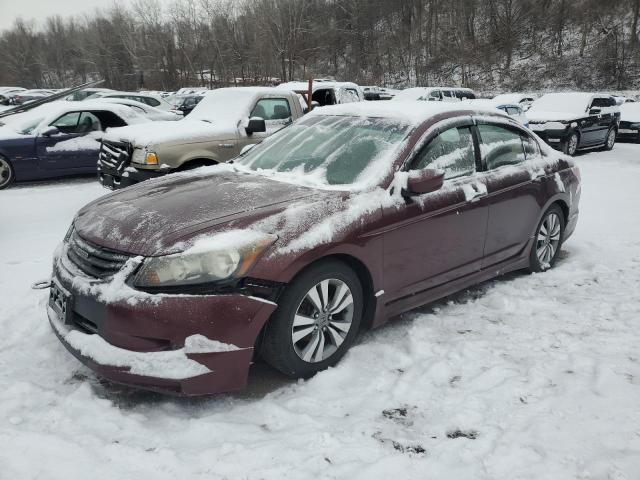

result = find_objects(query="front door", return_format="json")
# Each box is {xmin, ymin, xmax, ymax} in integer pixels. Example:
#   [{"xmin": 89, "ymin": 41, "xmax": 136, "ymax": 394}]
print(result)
[
  {"xmin": 382, "ymin": 121, "xmax": 489, "ymax": 303},
  {"xmin": 37, "ymin": 111, "xmax": 103, "ymax": 172}
]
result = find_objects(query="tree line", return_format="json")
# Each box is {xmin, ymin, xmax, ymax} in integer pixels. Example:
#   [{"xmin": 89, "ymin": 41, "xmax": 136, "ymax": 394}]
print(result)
[{"xmin": 1, "ymin": 0, "xmax": 639, "ymax": 92}]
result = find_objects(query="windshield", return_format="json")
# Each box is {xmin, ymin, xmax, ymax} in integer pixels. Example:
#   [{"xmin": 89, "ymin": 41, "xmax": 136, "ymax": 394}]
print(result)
[
  {"xmin": 529, "ymin": 93, "xmax": 590, "ymax": 114},
  {"xmin": 237, "ymin": 115, "xmax": 410, "ymax": 188}
]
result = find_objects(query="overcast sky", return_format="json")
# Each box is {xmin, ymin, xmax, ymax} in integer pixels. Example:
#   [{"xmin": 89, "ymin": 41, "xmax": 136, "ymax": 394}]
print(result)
[{"xmin": 0, "ymin": 0, "xmax": 169, "ymax": 32}]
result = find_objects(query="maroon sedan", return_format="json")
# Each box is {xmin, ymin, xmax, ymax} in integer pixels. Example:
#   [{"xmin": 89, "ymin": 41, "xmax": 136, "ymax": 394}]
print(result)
[{"xmin": 47, "ymin": 102, "xmax": 580, "ymax": 395}]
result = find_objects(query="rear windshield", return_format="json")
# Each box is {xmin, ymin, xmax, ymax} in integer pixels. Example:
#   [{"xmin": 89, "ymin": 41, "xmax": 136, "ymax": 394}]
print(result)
[{"xmin": 238, "ymin": 115, "xmax": 410, "ymax": 188}]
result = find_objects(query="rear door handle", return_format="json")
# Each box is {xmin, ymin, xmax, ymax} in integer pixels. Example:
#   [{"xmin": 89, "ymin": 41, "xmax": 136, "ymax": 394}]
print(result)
[{"xmin": 467, "ymin": 182, "xmax": 487, "ymax": 202}]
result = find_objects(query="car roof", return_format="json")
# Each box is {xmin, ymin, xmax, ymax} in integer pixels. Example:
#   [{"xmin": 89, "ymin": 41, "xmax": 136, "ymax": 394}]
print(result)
[
  {"xmin": 307, "ymin": 100, "xmax": 508, "ymax": 126},
  {"xmin": 276, "ymin": 81, "xmax": 360, "ymax": 92}
]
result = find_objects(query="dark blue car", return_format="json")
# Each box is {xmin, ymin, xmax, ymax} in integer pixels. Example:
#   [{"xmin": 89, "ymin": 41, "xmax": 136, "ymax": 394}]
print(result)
[{"xmin": 0, "ymin": 101, "xmax": 148, "ymax": 189}]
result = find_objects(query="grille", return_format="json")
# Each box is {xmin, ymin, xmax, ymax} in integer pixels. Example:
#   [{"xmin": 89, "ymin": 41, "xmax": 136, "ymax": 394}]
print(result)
[
  {"xmin": 98, "ymin": 139, "xmax": 132, "ymax": 172},
  {"xmin": 66, "ymin": 230, "xmax": 132, "ymax": 279}
]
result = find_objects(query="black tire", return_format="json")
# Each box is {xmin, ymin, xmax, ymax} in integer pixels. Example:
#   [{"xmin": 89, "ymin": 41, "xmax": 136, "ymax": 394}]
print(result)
[
  {"xmin": 562, "ymin": 132, "xmax": 579, "ymax": 156},
  {"xmin": 601, "ymin": 127, "xmax": 616, "ymax": 151},
  {"xmin": 0, "ymin": 156, "xmax": 14, "ymax": 190},
  {"xmin": 529, "ymin": 204, "xmax": 565, "ymax": 273},
  {"xmin": 261, "ymin": 259, "xmax": 363, "ymax": 378}
]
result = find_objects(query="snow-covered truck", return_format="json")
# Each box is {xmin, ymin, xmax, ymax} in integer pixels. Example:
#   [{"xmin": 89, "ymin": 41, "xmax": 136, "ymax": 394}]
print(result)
[{"xmin": 97, "ymin": 87, "xmax": 304, "ymax": 189}]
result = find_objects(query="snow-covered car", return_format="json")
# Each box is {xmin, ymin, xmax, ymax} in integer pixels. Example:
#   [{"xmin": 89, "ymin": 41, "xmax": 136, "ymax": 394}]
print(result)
[
  {"xmin": 12, "ymin": 89, "xmax": 56, "ymax": 105},
  {"xmin": 491, "ymin": 93, "xmax": 536, "ymax": 111},
  {"xmin": 527, "ymin": 93, "xmax": 620, "ymax": 155},
  {"xmin": 392, "ymin": 87, "xmax": 476, "ymax": 102},
  {"xmin": 65, "ymin": 88, "xmax": 115, "ymax": 102},
  {"xmin": 97, "ymin": 87, "xmax": 304, "ymax": 189},
  {"xmin": 464, "ymin": 99, "xmax": 529, "ymax": 127},
  {"xmin": 85, "ymin": 91, "xmax": 175, "ymax": 113},
  {"xmin": 91, "ymin": 97, "xmax": 183, "ymax": 121},
  {"xmin": 47, "ymin": 101, "xmax": 581, "ymax": 395},
  {"xmin": 0, "ymin": 100, "xmax": 150, "ymax": 189},
  {"xmin": 617, "ymin": 102, "xmax": 640, "ymax": 141},
  {"xmin": 277, "ymin": 81, "xmax": 364, "ymax": 109}
]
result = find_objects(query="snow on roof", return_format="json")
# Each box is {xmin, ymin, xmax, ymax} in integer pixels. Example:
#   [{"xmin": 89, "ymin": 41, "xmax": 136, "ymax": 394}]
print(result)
[
  {"xmin": 621, "ymin": 102, "xmax": 640, "ymax": 123},
  {"xmin": 276, "ymin": 81, "xmax": 360, "ymax": 92},
  {"xmin": 308, "ymin": 100, "xmax": 506, "ymax": 126},
  {"xmin": 492, "ymin": 93, "xmax": 534, "ymax": 104}
]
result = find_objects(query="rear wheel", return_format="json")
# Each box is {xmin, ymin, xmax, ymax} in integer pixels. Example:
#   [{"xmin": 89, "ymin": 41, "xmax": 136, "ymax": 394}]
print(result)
[
  {"xmin": 563, "ymin": 132, "xmax": 579, "ymax": 156},
  {"xmin": 602, "ymin": 128, "xmax": 616, "ymax": 151},
  {"xmin": 529, "ymin": 205, "xmax": 565, "ymax": 272},
  {"xmin": 261, "ymin": 260, "xmax": 363, "ymax": 378},
  {"xmin": 0, "ymin": 156, "xmax": 14, "ymax": 189}
]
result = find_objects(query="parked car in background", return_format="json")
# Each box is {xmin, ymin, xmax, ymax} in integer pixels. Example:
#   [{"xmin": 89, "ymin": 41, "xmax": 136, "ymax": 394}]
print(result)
[
  {"xmin": 12, "ymin": 89, "xmax": 56, "ymax": 105},
  {"xmin": 93, "ymin": 97, "xmax": 183, "ymax": 121},
  {"xmin": 491, "ymin": 93, "xmax": 536, "ymax": 111},
  {"xmin": 47, "ymin": 101, "xmax": 580, "ymax": 395},
  {"xmin": 66, "ymin": 88, "xmax": 114, "ymax": 102},
  {"xmin": 171, "ymin": 94, "xmax": 204, "ymax": 116},
  {"xmin": 85, "ymin": 91, "xmax": 175, "ymax": 113},
  {"xmin": 617, "ymin": 102, "xmax": 640, "ymax": 142},
  {"xmin": 465, "ymin": 99, "xmax": 529, "ymax": 127},
  {"xmin": 97, "ymin": 87, "xmax": 304, "ymax": 189},
  {"xmin": 277, "ymin": 81, "xmax": 363, "ymax": 109},
  {"xmin": 527, "ymin": 92, "xmax": 620, "ymax": 155},
  {"xmin": 392, "ymin": 87, "xmax": 476, "ymax": 102},
  {"xmin": 0, "ymin": 100, "xmax": 150, "ymax": 189}
]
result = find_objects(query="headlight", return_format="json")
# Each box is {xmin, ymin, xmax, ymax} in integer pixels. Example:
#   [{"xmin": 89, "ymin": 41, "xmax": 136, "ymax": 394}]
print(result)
[
  {"xmin": 131, "ymin": 148, "xmax": 158, "ymax": 165},
  {"xmin": 133, "ymin": 230, "xmax": 277, "ymax": 288}
]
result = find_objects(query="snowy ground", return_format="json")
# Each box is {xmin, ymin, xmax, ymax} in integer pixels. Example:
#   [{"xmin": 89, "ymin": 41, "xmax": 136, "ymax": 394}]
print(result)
[{"xmin": 1, "ymin": 144, "xmax": 640, "ymax": 479}]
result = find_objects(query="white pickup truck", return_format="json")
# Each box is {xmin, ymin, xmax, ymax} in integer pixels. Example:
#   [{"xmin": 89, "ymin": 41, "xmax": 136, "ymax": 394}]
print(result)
[{"xmin": 97, "ymin": 87, "xmax": 304, "ymax": 189}]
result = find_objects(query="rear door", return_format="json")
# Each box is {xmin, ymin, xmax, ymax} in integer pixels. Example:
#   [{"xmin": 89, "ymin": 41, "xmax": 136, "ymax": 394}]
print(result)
[{"xmin": 475, "ymin": 121, "xmax": 548, "ymax": 268}]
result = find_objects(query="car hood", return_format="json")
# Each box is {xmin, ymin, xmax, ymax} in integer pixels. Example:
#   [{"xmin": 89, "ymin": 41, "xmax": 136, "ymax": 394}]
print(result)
[
  {"xmin": 73, "ymin": 166, "xmax": 338, "ymax": 256},
  {"xmin": 103, "ymin": 119, "xmax": 238, "ymax": 149},
  {"xmin": 526, "ymin": 110, "xmax": 583, "ymax": 122}
]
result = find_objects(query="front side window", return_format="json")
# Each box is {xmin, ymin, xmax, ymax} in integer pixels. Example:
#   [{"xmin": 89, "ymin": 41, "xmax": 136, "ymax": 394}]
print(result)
[
  {"xmin": 250, "ymin": 98, "xmax": 292, "ymax": 121},
  {"xmin": 77, "ymin": 111, "xmax": 102, "ymax": 132},
  {"xmin": 521, "ymin": 134, "xmax": 541, "ymax": 160},
  {"xmin": 506, "ymin": 106, "xmax": 521, "ymax": 116},
  {"xmin": 478, "ymin": 124, "xmax": 526, "ymax": 169},
  {"xmin": 413, "ymin": 126, "xmax": 476, "ymax": 179},
  {"xmin": 51, "ymin": 112, "xmax": 80, "ymax": 131}
]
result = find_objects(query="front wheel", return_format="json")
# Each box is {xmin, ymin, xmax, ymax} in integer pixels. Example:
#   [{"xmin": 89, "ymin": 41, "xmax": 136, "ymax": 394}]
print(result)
[
  {"xmin": 529, "ymin": 205, "xmax": 565, "ymax": 272},
  {"xmin": 602, "ymin": 128, "xmax": 616, "ymax": 151},
  {"xmin": 261, "ymin": 260, "xmax": 363, "ymax": 378},
  {"xmin": 563, "ymin": 132, "xmax": 579, "ymax": 156},
  {"xmin": 0, "ymin": 156, "xmax": 14, "ymax": 190}
]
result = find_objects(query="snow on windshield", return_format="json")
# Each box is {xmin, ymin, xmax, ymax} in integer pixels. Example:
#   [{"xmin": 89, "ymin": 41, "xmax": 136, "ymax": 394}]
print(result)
[
  {"xmin": 529, "ymin": 93, "xmax": 591, "ymax": 114},
  {"xmin": 237, "ymin": 115, "xmax": 410, "ymax": 189},
  {"xmin": 621, "ymin": 102, "xmax": 640, "ymax": 122}
]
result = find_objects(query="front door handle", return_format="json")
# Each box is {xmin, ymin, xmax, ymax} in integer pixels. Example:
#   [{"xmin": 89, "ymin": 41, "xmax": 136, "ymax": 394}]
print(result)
[
  {"xmin": 218, "ymin": 143, "xmax": 235, "ymax": 149},
  {"xmin": 466, "ymin": 183, "xmax": 487, "ymax": 202}
]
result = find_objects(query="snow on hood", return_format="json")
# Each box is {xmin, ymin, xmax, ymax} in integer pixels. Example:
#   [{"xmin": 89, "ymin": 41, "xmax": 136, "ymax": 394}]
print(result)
[
  {"xmin": 103, "ymin": 120, "xmax": 234, "ymax": 148},
  {"xmin": 621, "ymin": 103, "xmax": 640, "ymax": 123},
  {"xmin": 525, "ymin": 110, "xmax": 583, "ymax": 122},
  {"xmin": 72, "ymin": 164, "xmax": 327, "ymax": 256},
  {"xmin": 527, "ymin": 93, "xmax": 592, "ymax": 121}
]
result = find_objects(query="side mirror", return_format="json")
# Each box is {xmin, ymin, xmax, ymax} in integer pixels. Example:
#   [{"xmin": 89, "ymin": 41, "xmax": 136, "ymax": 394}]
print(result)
[
  {"xmin": 403, "ymin": 169, "xmax": 445, "ymax": 196},
  {"xmin": 245, "ymin": 117, "xmax": 266, "ymax": 135},
  {"xmin": 40, "ymin": 126, "xmax": 60, "ymax": 137},
  {"xmin": 589, "ymin": 107, "xmax": 601, "ymax": 115}
]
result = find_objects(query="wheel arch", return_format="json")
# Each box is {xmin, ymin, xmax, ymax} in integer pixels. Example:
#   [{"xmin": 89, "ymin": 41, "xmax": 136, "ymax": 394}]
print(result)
[{"xmin": 176, "ymin": 157, "xmax": 219, "ymax": 171}]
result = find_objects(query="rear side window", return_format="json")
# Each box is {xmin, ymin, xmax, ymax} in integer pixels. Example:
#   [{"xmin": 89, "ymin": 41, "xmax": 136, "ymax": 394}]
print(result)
[
  {"xmin": 250, "ymin": 98, "xmax": 292, "ymax": 120},
  {"xmin": 478, "ymin": 124, "xmax": 526, "ymax": 169},
  {"xmin": 521, "ymin": 134, "xmax": 542, "ymax": 160},
  {"xmin": 140, "ymin": 96, "xmax": 161, "ymax": 107},
  {"xmin": 413, "ymin": 126, "xmax": 476, "ymax": 179}
]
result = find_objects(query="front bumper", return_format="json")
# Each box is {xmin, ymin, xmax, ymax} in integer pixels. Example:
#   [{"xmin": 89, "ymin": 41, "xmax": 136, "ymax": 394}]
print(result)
[
  {"xmin": 529, "ymin": 127, "xmax": 569, "ymax": 150},
  {"xmin": 98, "ymin": 163, "xmax": 166, "ymax": 190},
  {"xmin": 48, "ymin": 261, "xmax": 278, "ymax": 395}
]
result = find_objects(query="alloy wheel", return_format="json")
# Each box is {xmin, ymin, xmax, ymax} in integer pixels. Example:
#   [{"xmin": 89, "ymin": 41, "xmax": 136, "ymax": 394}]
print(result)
[
  {"xmin": 567, "ymin": 134, "xmax": 578, "ymax": 155},
  {"xmin": 606, "ymin": 130, "xmax": 615, "ymax": 149},
  {"xmin": 291, "ymin": 278, "xmax": 354, "ymax": 363},
  {"xmin": 536, "ymin": 212, "xmax": 562, "ymax": 266},
  {"xmin": 0, "ymin": 158, "xmax": 12, "ymax": 188}
]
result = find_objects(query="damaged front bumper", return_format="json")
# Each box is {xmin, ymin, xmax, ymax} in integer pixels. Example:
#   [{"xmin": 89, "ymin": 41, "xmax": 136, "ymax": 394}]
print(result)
[{"xmin": 48, "ymin": 256, "xmax": 278, "ymax": 395}]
